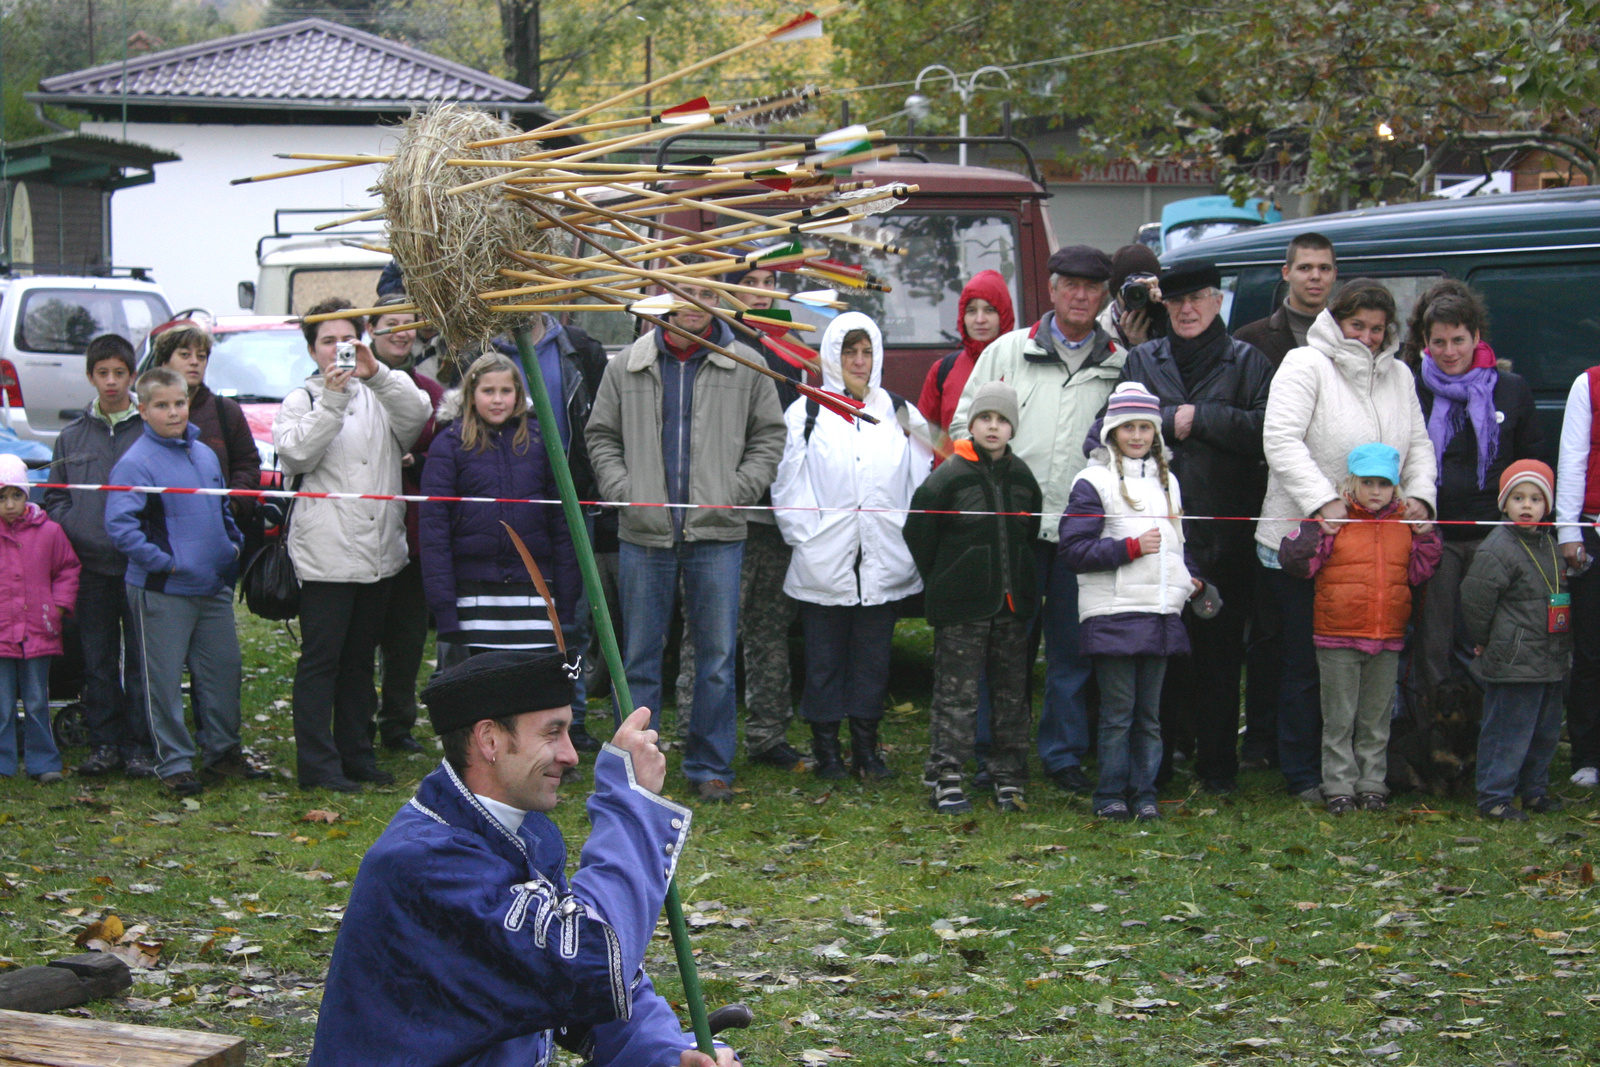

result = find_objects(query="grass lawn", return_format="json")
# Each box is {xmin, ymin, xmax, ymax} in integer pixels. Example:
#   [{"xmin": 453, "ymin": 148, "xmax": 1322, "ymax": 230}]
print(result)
[{"xmin": 0, "ymin": 609, "xmax": 1596, "ymax": 1065}]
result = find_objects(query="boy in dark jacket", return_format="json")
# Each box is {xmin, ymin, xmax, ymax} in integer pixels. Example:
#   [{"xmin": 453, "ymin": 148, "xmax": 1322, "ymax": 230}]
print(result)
[
  {"xmin": 1460, "ymin": 460, "xmax": 1571, "ymax": 821},
  {"xmin": 44, "ymin": 334, "xmax": 155, "ymax": 778},
  {"xmin": 903, "ymin": 382, "xmax": 1042, "ymax": 814},
  {"xmin": 105, "ymin": 367, "xmax": 255, "ymax": 797}
]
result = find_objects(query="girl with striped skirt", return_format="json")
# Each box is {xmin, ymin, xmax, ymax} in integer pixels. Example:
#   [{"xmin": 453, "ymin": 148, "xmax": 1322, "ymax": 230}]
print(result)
[{"xmin": 420, "ymin": 353, "xmax": 579, "ymax": 657}]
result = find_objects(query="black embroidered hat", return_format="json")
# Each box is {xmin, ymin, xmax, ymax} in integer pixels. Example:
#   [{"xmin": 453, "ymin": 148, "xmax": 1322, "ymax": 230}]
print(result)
[{"xmin": 420, "ymin": 650, "xmax": 578, "ymax": 735}]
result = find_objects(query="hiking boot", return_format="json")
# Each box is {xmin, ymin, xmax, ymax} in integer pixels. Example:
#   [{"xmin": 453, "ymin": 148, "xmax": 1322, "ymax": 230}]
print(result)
[
  {"xmin": 568, "ymin": 724, "xmax": 602, "ymax": 754},
  {"xmin": 972, "ymin": 758, "xmax": 994, "ymax": 790},
  {"xmin": 1481, "ymin": 802, "xmax": 1529, "ymax": 822},
  {"xmin": 810, "ymin": 722, "xmax": 848, "ymax": 780},
  {"xmin": 1048, "ymin": 765, "xmax": 1092, "ymax": 795},
  {"xmin": 344, "ymin": 765, "xmax": 395, "ymax": 786},
  {"xmin": 205, "ymin": 746, "xmax": 272, "ymax": 780},
  {"xmin": 123, "ymin": 750, "xmax": 157, "ymax": 779},
  {"xmin": 304, "ymin": 776, "xmax": 363, "ymax": 794},
  {"xmin": 697, "ymin": 779, "xmax": 734, "ymax": 803},
  {"xmin": 752, "ymin": 741, "xmax": 811, "ymax": 771},
  {"xmin": 994, "ymin": 785, "xmax": 1025, "ymax": 812},
  {"xmin": 162, "ymin": 772, "xmax": 203, "ymax": 797},
  {"xmin": 76, "ymin": 746, "xmax": 123, "ymax": 777},
  {"xmin": 1325, "ymin": 795, "xmax": 1357, "ymax": 816},
  {"xmin": 1134, "ymin": 801, "xmax": 1162, "ymax": 821},
  {"xmin": 1357, "ymin": 792, "xmax": 1388, "ymax": 812},
  {"xmin": 1523, "ymin": 794, "xmax": 1564, "ymax": 814},
  {"xmin": 383, "ymin": 735, "xmax": 425, "ymax": 755},
  {"xmin": 1095, "ymin": 800, "xmax": 1132, "ymax": 822},
  {"xmin": 849, "ymin": 717, "xmax": 895, "ymax": 780},
  {"xmin": 33, "ymin": 771, "xmax": 64, "ymax": 785},
  {"xmin": 931, "ymin": 777, "xmax": 972, "ymax": 815}
]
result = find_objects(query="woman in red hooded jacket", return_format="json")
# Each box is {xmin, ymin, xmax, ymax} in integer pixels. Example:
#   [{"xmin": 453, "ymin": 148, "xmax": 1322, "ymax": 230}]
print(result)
[{"xmin": 917, "ymin": 270, "xmax": 1016, "ymax": 438}]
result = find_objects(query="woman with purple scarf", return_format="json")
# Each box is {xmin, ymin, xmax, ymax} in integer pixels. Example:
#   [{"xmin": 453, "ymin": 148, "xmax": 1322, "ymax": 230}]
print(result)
[{"xmin": 1410, "ymin": 283, "xmax": 1544, "ymax": 706}]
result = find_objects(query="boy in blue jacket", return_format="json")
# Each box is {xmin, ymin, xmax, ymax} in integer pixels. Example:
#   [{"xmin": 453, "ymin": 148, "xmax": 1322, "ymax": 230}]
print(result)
[{"xmin": 105, "ymin": 367, "xmax": 247, "ymax": 796}]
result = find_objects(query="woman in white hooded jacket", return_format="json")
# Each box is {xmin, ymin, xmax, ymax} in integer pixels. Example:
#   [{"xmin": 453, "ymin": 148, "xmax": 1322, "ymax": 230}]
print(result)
[
  {"xmin": 773, "ymin": 312, "xmax": 934, "ymax": 780},
  {"xmin": 1257, "ymin": 279, "xmax": 1436, "ymax": 802}
]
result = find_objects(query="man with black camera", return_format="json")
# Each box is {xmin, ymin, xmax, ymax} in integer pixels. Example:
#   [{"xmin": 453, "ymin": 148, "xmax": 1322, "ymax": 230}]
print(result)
[
  {"xmin": 1097, "ymin": 244, "xmax": 1167, "ymax": 349},
  {"xmin": 1113, "ymin": 261, "xmax": 1273, "ymax": 795}
]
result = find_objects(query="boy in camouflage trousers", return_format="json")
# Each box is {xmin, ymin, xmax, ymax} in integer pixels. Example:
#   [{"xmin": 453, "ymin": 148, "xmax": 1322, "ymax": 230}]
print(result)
[{"xmin": 903, "ymin": 382, "xmax": 1042, "ymax": 813}]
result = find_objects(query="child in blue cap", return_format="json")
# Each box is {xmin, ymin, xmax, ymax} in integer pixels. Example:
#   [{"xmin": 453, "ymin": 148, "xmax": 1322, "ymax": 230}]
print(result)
[{"xmin": 1280, "ymin": 443, "xmax": 1443, "ymax": 814}]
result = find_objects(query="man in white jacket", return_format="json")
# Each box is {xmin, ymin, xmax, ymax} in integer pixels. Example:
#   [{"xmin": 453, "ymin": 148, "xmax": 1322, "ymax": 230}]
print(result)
[
  {"xmin": 272, "ymin": 298, "xmax": 432, "ymax": 793},
  {"xmin": 950, "ymin": 245, "xmax": 1125, "ymax": 795}
]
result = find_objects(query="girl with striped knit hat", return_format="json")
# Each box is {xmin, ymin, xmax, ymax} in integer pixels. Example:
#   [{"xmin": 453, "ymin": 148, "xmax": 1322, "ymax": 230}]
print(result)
[{"xmin": 1059, "ymin": 382, "xmax": 1202, "ymax": 821}]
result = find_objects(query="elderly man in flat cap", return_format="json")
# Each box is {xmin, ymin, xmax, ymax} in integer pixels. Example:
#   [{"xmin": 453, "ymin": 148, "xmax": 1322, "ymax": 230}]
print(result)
[
  {"xmin": 1111, "ymin": 260, "xmax": 1273, "ymax": 797},
  {"xmin": 949, "ymin": 245, "xmax": 1126, "ymax": 798},
  {"xmin": 309, "ymin": 650, "xmax": 735, "ymax": 1067}
]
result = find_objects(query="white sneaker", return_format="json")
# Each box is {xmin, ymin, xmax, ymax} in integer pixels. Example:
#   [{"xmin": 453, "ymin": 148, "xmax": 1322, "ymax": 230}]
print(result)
[{"xmin": 1571, "ymin": 766, "xmax": 1599, "ymax": 788}]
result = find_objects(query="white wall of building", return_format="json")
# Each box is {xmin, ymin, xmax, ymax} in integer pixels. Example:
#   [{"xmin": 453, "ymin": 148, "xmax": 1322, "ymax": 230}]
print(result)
[{"xmin": 83, "ymin": 121, "xmax": 397, "ymax": 314}]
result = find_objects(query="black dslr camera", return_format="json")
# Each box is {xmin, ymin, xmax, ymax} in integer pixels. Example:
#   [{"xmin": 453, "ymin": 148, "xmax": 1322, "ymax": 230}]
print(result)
[{"xmin": 1119, "ymin": 276, "xmax": 1168, "ymax": 337}]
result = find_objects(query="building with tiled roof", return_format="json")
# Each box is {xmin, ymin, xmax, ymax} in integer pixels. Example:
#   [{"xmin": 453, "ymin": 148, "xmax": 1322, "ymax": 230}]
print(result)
[
  {"xmin": 31, "ymin": 18, "xmax": 548, "ymax": 125},
  {"xmin": 27, "ymin": 19, "xmax": 566, "ymax": 314}
]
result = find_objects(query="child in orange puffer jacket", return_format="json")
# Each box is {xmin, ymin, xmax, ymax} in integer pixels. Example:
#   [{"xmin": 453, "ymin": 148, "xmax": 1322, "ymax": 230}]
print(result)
[{"xmin": 1280, "ymin": 443, "xmax": 1442, "ymax": 816}]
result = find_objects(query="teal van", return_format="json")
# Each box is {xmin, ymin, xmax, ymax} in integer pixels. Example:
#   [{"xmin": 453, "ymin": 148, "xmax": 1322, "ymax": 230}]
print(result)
[{"xmin": 1160, "ymin": 186, "xmax": 1600, "ymax": 446}]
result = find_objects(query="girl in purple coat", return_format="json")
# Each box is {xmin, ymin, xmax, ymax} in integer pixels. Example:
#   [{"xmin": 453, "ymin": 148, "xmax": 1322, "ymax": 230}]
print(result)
[
  {"xmin": 421, "ymin": 353, "xmax": 579, "ymax": 656},
  {"xmin": 0, "ymin": 455, "xmax": 81, "ymax": 781}
]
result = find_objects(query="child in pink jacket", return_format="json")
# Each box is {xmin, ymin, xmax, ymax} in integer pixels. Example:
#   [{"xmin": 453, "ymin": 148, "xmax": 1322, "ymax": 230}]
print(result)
[{"xmin": 0, "ymin": 455, "xmax": 81, "ymax": 781}]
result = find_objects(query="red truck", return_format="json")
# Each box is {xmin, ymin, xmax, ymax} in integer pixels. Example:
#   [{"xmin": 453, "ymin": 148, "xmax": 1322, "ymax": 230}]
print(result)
[{"xmin": 567, "ymin": 136, "xmax": 1057, "ymax": 399}]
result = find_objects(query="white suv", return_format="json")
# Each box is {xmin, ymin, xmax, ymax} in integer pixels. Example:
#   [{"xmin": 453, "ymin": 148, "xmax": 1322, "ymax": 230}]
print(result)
[{"xmin": 0, "ymin": 274, "xmax": 172, "ymax": 442}]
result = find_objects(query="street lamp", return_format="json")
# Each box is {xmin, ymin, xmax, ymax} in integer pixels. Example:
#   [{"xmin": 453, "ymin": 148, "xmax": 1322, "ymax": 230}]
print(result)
[{"xmin": 905, "ymin": 64, "xmax": 1014, "ymax": 167}]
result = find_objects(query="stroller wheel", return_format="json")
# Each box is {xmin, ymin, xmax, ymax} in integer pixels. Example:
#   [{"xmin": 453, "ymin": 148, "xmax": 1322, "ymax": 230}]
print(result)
[{"xmin": 53, "ymin": 703, "xmax": 89, "ymax": 750}]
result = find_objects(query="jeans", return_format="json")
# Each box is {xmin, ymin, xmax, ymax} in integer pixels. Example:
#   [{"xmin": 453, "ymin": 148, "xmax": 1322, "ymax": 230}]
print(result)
[
  {"xmin": 797, "ymin": 602, "xmax": 897, "ymax": 723},
  {"xmin": 1093, "ymin": 654, "xmax": 1166, "ymax": 808},
  {"xmin": 1566, "ymin": 527, "xmax": 1600, "ymax": 771},
  {"xmin": 1477, "ymin": 680, "xmax": 1564, "ymax": 810},
  {"xmin": 293, "ymin": 579, "xmax": 391, "ymax": 786},
  {"xmin": 0, "ymin": 657, "xmax": 58, "ymax": 776},
  {"xmin": 1317, "ymin": 647, "xmax": 1399, "ymax": 797},
  {"xmin": 619, "ymin": 540, "xmax": 742, "ymax": 784},
  {"xmin": 581, "ymin": 549, "xmax": 625, "ymax": 727},
  {"xmin": 74, "ymin": 570, "xmax": 151, "ymax": 757},
  {"xmin": 377, "ymin": 559, "xmax": 428, "ymax": 745},
  {"xmin": 1271, "ymin": 567, "xmax": 1322, "ymax": 794},
  {"xmin": 128, "ymin": 587, "xmax": 241, "ymax": 779},
  {"xmin": 1034, "ymin": 540, "xmax": 1093, "ymax": 774}
]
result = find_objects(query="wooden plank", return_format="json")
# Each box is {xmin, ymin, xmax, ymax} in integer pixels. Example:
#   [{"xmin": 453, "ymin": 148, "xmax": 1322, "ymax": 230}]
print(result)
[{"xmin": 0, "ymin": 1008, "xmax": 245, "ymax": 1067}]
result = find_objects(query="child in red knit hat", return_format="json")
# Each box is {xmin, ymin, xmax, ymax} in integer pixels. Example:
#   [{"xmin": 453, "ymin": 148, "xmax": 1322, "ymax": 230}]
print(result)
[{"xmin": 1460, "ymin": 459, "xmax": 1569, "ymax": 820}]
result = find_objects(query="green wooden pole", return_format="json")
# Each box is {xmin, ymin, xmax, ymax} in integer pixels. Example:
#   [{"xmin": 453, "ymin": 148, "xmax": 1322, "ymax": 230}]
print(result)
[{"xmin": 513, "ymin": 327, "xmax": 715, "ymax": 1056}]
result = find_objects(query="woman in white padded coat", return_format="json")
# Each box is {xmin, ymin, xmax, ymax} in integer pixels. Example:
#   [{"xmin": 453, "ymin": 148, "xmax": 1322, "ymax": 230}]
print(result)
[{"xmin": 773, "ymin": 312, "xmax": 934, "ymax": 781}]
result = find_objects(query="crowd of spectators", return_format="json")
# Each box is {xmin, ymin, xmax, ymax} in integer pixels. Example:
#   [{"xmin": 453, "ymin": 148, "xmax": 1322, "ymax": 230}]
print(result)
[{"xmin": 2, "ymin": 230, "xmax": 1582, "ymax": 825}]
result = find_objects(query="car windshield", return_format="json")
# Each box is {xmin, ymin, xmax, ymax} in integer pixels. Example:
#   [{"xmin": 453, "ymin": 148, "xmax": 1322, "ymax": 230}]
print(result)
[
  {"xmin": 1164, "ymin": 219, "xmax": 1259, "ymax": 252},
  {"xmin": 206, "ymin": 328, "xmax": 316, "ymax": 401}
]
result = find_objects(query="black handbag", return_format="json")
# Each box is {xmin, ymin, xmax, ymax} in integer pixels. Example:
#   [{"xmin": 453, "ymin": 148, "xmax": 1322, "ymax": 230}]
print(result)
[{"xmin": 239, "ymin": 474, "xmax": 302, "ymax": 621}]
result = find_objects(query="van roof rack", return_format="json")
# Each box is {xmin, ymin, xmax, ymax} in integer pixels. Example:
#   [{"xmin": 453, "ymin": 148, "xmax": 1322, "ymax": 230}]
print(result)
[
  {"xmin": 257, "ymin": 208, "xmax": 385, "ymax": 260},
  {"xmin": 649, "ymin": 132, "xmax": 1044, "ymax": 187},
  {"xmin": 0, "ymin": 263, "xmax": 154, "ymax": 281}
]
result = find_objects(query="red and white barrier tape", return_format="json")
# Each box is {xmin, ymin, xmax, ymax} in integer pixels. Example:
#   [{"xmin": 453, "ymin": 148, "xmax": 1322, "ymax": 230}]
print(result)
[{"xmin": 27, "ymin": 482, "xmax": 1584, "ymax": 528}]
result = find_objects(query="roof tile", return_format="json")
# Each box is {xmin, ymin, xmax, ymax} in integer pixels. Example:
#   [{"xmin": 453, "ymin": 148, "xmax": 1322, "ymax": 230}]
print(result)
[{"xmin": 38, "ymin": 17, "xmax": 530, "ymax": 104}]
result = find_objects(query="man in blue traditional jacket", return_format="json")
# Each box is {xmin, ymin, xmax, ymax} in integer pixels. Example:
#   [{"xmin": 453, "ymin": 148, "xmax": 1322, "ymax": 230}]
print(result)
[{"xmin": 309, "ymin": 649, "xmax": 735, "ymax": 1066}]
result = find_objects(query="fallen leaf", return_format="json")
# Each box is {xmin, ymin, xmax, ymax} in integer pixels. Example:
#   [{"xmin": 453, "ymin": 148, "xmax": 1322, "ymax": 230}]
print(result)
[
  {"xmin": 302, "ymin": 809, "xmax": 341, "ymax": 824},
  {"xmin": 73, "ymin": 914, "xmax": 124, "ymax": 947}
]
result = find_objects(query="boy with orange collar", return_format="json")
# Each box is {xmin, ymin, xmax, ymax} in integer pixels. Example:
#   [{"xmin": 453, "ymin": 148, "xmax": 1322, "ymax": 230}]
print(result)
[{"xmin": 904, "ymin": 382, "xmax": 1042, "ymax": 814}]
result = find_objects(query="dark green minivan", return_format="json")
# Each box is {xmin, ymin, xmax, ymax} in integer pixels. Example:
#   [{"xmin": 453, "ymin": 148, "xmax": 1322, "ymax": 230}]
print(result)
[{"xmin": 1161, "ymin": 186, "xmax": 1600, "ymax": 447}]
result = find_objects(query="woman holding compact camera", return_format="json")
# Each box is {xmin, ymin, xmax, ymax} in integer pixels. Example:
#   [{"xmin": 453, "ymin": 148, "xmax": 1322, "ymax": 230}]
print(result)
[{"xmin": 271, "ymin": 297, "xmax": 434, "ymax": 793}]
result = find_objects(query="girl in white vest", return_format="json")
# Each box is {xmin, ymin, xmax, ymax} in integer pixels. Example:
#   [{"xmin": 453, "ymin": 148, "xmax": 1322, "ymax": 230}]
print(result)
[{"xmin": 1059, "ymin": 382, "xmax": 1203, "ymax": 822}]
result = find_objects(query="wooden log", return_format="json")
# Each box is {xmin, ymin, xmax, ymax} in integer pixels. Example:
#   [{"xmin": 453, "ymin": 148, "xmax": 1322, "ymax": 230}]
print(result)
[
  {"xmin": 0, "ymin": 1006, "xmax": 244, "ymax": 1066},
  {"xmin": 0, "ymin": 953, "xmax": 132, "ymax": 1013}
]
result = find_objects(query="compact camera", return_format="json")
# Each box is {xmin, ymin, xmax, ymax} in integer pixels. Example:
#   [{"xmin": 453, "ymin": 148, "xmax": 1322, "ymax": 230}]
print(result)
[{"xmin": 334, "ymin": 341, "xmax": 358, "ymax": 371}]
